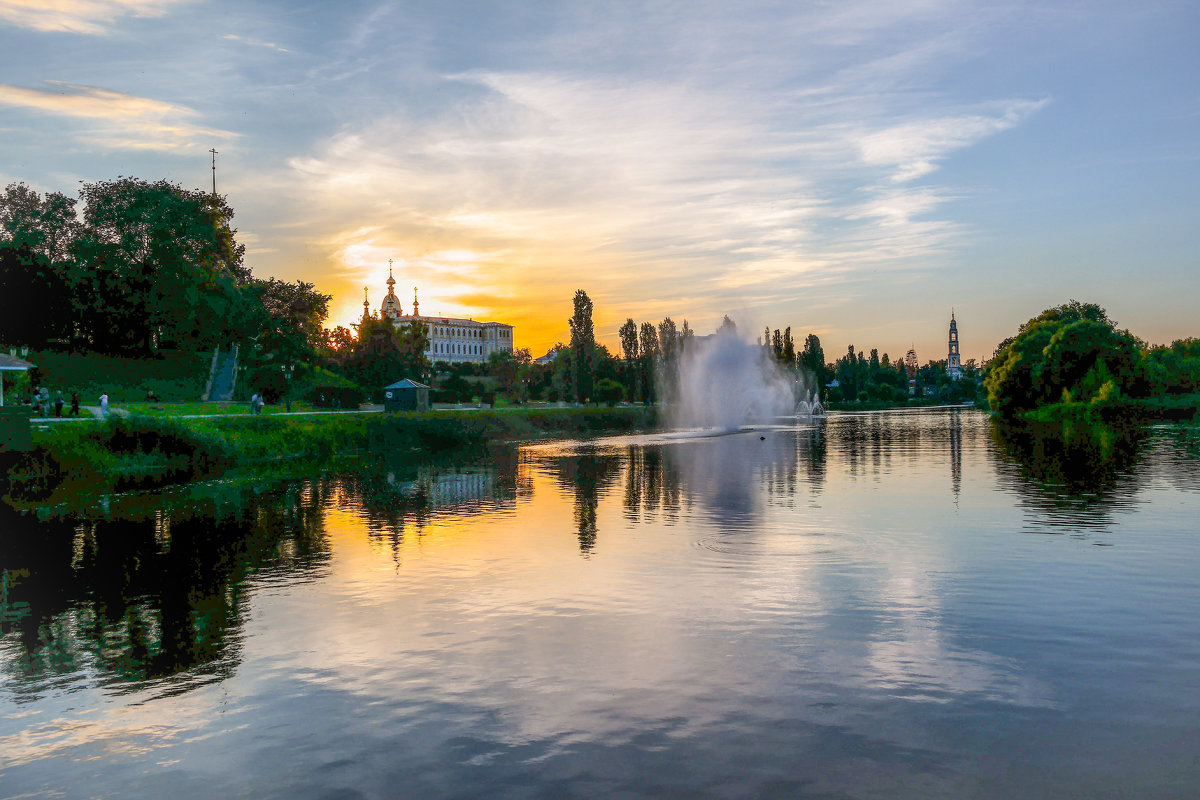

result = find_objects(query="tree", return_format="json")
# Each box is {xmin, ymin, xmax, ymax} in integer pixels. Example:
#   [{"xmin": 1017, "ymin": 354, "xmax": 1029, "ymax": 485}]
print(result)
[
  {"xmin": 782, "ymin": 327, "xmax": 795, "ymax": 365},
  {"xmin": 247, "ymin": 278, "xmax": 332, "ymax": 365},
  {"xmin": 800, "ymin": 334, "xmax": 826, "ymax": 388},
  {"xmin": 569, "ymin": 290, "xmax": 595, "ymax": 403},
  {"xmin": 985, "ymin": 301, "xmax": 1144, "ymax": 417},
  {"xmin": 619, "ymin": 317, "xmax": 640, "ymax": 401},
  {"xmin": 489, "ymin": 347, "xmax": 532, "ymax": 402},
  {"xmin": 638, "ymin": 321, "xmax": 659, "ymax": 403},
  {"xmin": 718, "ymin": 315, "xmax": 737, "ymax": 335},
  {"xmin": 0, "ymin": 242, "xmax": 69, "ymax": 346},
  {"xmin": 72, "ymin": 177, "xmax": 247, "ymax": 353},
  {"xmin": 0, "ymin": 182, "xmax": 81, "ymax": 266},
  {"xmin": 619, "ymin": 318, "xmax": 639, "ymax": 362}
]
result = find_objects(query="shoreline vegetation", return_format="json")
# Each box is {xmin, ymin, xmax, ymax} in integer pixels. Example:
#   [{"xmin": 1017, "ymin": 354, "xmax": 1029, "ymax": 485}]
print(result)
[{"xmin": 4, "ymin": 406, "xmax": 657, "ymax": 506}]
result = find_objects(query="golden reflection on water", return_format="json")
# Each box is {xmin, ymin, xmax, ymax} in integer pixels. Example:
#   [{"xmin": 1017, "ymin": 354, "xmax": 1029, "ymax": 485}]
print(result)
[{"xmin": 2, "ymin": 410, "xmax": 1198, "ymax": 798}]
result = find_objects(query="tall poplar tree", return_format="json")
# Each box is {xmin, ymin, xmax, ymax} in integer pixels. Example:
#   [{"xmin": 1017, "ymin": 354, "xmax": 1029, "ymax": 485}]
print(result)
[{"xmin": 569, "ymin": 289, "xmax": 595, "ymax": 403}]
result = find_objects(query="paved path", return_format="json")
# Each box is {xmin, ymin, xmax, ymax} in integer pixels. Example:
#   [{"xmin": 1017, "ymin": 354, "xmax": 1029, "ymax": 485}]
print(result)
[{"xmin": 30, "ymin": 407, "xmax": 387, "ymax": 423}]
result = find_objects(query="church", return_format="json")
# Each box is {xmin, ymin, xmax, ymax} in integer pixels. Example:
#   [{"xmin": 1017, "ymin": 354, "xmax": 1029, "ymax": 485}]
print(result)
[{"xmin": 364, "ymin": 262, "xmax": 515, "ymax": 364}]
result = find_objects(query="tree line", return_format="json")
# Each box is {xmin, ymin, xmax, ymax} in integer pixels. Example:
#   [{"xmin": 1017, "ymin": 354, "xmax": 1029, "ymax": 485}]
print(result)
[{"xmin": 0, "ymin": 179, "xmax": 330, "ymax": 365}]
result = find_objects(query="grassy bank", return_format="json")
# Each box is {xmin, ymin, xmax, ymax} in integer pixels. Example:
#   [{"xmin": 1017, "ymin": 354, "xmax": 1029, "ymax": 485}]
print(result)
[
  {"xmin": 1020, "ymin": 393, "xmax": 1200, "ymax": 424},
  {"xmin": 7, "ymin": 406, "xmax": 658, "ymax": 503},
  {"xmin": 25, "ymin": 348, "xmax": 210, "ymax": 403}
]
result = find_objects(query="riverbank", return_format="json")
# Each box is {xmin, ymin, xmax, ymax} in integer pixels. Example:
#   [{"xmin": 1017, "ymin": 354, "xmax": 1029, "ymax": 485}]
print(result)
[{"xmin": 5, "ymin": 406, "xmax": 658, "ymax": 504}]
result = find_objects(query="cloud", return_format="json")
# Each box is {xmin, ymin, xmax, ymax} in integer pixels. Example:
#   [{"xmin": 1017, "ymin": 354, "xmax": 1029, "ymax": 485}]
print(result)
[
  {"xmin": 0, "ymin": 81, "xmax": 236, "ymax": 151},
  {"xmin": 857, "ymin": 99, "xmax": 1050, "ymax": 182},
  {"xmin": 222, "ymin": 33, "xmax": 289, "ymax": 53},
  {"xmin": 233, "ymin": 1, "xmax": 1052, "ymax": 350},
  {"xmin": 0, "ymin": 0, "xmax": 188, "ymax": 34}
]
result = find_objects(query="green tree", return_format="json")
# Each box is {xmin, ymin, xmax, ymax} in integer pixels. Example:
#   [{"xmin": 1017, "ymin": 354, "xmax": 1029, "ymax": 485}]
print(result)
[
  {"xmin": 800, "ymin": 334, "xmax": 826, "ymax": 389},
  {"xmin": 638, "ymin": 321, "xmax": 659, "ymax": 403},
  {"xmin": 619, "ymin": 317, "xmax": 640, "ymax": 401},
  {"xmin": 569, "ymin": 290, "xmax": 595, "ymax": 403},
  {"xmin": 489, "ymin": 347, "xmax": 532, "ymax": 403},
  {"xmin": 985, "ymin": 301, "xmax": 1144, "ymax": 417},
  {"xmin": 0, "ymin": 182, "xmax": 81, "ymax": 266},
  {"xmin": 0, "ymin": 242, "xmax": 69, "ymax": 346},
  {"xmin": 72, "ymin": 178, "xmax": 246, "ymax": 353}
]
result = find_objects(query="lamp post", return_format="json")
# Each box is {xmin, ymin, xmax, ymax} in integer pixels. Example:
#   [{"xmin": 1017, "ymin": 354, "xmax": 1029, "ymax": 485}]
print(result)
[{"xmin": 281, "ymin": 363, "xmax": 295, "ymax": 413}]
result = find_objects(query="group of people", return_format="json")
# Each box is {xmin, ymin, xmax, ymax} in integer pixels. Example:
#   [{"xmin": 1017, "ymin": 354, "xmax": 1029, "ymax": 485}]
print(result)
[
  {"xmin": 31, "ymin": 387, "xmax": 81, "ymax": 417},
  {"xmin": 249, "ymin": 392, "xmax": 266, "ymax": 414}
]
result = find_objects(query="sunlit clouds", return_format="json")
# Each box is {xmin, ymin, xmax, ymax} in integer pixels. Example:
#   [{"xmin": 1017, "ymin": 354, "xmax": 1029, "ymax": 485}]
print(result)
[
  {"xmin": 3, "ymin": 0, "xmax": 1198, "ymax": 356},
  {"xmin": 0, "ymin": 81, "xmax": 236, "ymax": 152},
  {"xmin": 0, "ymin": 0, "xmax": 187, "ymax": 35}
]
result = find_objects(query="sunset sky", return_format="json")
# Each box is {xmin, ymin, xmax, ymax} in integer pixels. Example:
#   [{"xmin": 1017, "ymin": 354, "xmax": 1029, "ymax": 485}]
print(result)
[{"xmin": 1, "ymin": 0, "xmax": 1197, "ymax": 362}]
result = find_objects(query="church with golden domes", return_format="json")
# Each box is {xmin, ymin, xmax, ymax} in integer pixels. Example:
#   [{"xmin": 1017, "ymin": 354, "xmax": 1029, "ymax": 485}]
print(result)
[{"xmin": 363, "ymin": 261, "xmax": 515, "ymax": 364}]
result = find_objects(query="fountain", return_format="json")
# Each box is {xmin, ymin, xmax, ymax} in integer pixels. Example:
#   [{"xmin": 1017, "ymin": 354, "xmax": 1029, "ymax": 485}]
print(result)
[
  {"xmin": 668, "ymin": 326, "xmax": 796, "ymax": 431},
  {"xmin": 794, "ymin": 391, "xmax": 825, "ymax": 419}
]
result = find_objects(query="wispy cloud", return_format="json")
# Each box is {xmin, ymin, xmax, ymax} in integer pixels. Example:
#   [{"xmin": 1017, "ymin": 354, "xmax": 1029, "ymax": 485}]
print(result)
[
  {"xmin": 0, "ymin": 0, "xmax": 187, "ymax": 35},
  {"xmin": 222, "ymin": 33, "xmax": 289, "ymax": 53},
  {"xmin": 857, "ymin": 99, "xmax": 1051, "ymax": 182},
  {"xmin": 0, "ymin": 81, "xmax": 235, "ymax": 151}
]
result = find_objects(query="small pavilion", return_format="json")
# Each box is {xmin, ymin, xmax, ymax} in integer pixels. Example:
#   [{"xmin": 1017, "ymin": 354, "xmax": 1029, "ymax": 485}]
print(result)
[
  {"xmin": 383, "ymin": 379, "xmax": 430, "ymax": 412},
  {"xmin": 0, "ymin": 352, "xmax": 34, "ymax": 407}
]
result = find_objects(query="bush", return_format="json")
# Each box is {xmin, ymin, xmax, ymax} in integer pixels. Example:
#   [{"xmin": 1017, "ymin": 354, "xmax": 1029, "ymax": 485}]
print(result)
[{"xmin": 595, "ymin": 378, "xmax": 623, "ymax": 406}]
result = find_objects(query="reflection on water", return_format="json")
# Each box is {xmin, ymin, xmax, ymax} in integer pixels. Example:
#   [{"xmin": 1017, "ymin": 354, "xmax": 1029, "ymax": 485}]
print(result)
[
  {"xmin": 2, "ymin": 409, "xmax": 1199, "ymax": 798},
  {"xmin": 990, "ymin": 419, "xmax": 1148, "ymax": 530}
]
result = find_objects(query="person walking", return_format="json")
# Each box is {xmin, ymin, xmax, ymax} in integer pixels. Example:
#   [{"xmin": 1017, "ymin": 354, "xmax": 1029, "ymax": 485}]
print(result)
[
  {"xmin": 70, "ymin": 391, "xmax": 80, "ymax": 417},
  {"xmin": 256, "ymin": 393, "xmax": 266, "ymax": 414},
  {"xmin": 99, "ymin": 392, "xmax": 108, "ymax": 418},
  {"xmin": 250, "ymin": 393, "xmax": 260, "ymax": 414},
  {"xmin": 53, "ymin": 391, "xmax": 64, "ymax": 417}
]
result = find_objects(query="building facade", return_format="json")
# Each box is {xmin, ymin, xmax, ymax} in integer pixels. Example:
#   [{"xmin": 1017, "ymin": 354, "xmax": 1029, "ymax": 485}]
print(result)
[
  {"xmin": 369, "ymin": 263, "xmax": 515, "ymax": 364},
  {"xmin": 947, "ymin": 313, "xmax": 962, "ymax": 380}
]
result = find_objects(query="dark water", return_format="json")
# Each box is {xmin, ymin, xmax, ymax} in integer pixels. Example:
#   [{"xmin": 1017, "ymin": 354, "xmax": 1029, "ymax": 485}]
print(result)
[{"xmin": 2, "ymin": 409, "xmax": 1199, "ymax": 799}]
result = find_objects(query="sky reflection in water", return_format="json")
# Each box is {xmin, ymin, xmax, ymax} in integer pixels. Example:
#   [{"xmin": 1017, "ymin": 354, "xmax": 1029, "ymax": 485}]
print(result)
[{"xmin": 2, "ymin": 409, "xmax": 1199, "ymax": 798}]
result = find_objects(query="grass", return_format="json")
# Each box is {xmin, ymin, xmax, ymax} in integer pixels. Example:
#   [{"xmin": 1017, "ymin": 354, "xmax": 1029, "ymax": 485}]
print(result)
[
  {"xmin": 7, "ymin": 405, "xmax": 658, "ymax": 503},
  {"xmin": 116, "ymin": 400, "xmax": 325, "ymax": 416},
  {"xmin": 25, "ymin": 348, "xmax": 210, "ymax": 403}
]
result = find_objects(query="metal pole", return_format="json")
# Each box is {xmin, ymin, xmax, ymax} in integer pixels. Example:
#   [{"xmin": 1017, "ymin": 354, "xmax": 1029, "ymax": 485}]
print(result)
[{"xmin": 210, "ymin": 148, "xmax": 218, "ymax": 196}]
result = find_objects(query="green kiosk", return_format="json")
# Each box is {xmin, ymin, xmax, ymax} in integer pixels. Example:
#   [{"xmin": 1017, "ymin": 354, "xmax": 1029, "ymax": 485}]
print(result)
[{"xmin": 382, "ymin": 379, "xmax": 430, "ymax": 413}]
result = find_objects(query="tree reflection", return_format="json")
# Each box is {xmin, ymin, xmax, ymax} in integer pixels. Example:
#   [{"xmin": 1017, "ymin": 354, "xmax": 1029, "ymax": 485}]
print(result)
[
  {"xmin": 547, "ymin": 448, "xmax": 623, "ymax": 554},
  {"xmin": 989, "ymin": 419, "xmax": 1147, "ymax": 528},
  {"xmin": 0, "ymin": 481, "xmax": 331, "ymax": 700}
]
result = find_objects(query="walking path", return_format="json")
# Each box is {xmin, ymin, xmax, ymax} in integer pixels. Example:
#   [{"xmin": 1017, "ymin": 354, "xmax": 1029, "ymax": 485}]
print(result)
[{"xmin": 29, "ymin": 406, "xmax": 388, "ymax": 424}]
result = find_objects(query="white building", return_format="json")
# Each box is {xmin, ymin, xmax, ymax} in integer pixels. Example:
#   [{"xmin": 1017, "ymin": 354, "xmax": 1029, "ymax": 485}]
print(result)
[{"xmin": 369, "ymin": 264, "xmax": 514, "ymax": 364}]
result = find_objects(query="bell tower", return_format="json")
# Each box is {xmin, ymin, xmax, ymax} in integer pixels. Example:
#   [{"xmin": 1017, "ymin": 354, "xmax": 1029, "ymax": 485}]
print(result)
[{"xmin": 947, "ymin": 312, "xmax": 962, "ymax": 380}]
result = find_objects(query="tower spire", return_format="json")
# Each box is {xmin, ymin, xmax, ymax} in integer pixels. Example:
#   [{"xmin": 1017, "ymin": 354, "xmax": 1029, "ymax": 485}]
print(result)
[
  {"xmin": 412, "ymin": 286, "xmax": 419, "ymax": 317},
  {"xmin": 362, "ymin": 286, "xmax": 371, "ymax": 323}
]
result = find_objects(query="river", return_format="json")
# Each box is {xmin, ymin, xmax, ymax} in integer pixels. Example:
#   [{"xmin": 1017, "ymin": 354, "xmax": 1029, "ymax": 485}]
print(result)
[{"xmin": 2, "ymin": 408, "xmax": 1198, "ymax": 798}]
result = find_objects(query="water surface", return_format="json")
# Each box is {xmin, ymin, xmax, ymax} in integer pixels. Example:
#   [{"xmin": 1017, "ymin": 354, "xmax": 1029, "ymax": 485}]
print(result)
[{"xmin": 2, "ymin": 409, "xmax": 1199, "ymax": 798}]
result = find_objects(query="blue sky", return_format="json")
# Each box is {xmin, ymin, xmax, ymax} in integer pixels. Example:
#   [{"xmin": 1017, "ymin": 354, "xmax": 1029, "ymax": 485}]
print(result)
[{"xmin": 1, "ymin": 0, "xmax": 1197, "ymax": 360}]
